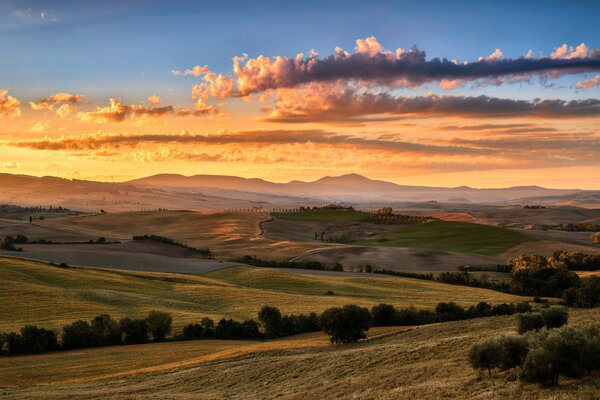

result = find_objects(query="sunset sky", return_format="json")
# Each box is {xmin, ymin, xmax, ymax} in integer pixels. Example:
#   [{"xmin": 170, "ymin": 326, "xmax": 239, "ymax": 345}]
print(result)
[{"xmin": 1, "ymin": 0, "xmax": 600, "ymax": 188}]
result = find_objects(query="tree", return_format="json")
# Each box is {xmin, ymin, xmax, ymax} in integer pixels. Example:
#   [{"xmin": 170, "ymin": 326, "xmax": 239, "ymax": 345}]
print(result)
[
  {"xmin": 120, "ymin": 318, "xmax": 149, "ymax": 344},
  {"xmin": 591, "ymin": 232, "xmax": 600, "ymax": 244},
  {"xmin": 258, "ymin": 305, "xmax": 284, "ymax": 338},
  {"xmin": 499, "ymin": 336, "xmax": 529, "ymax": 370},
  {"xmin": 182, "ymin": 323, "xmax": 204, "ymax": 340},
  {"xmin": 90, "ymin": 314, "xmax": 121, "ymax": 346},
  {"xmin": 516, "ymin": 312, "xmax": 545, "ymax": 334},
  {"xmin": 469, "ymin": 338, "xmax": 503, "ymax": 376},
  {"xmin": 62, "ymin": 320, "xmax": 92, "ymax": 350},
  {"xmin": 522, "ymin": 326, "xmax": 588, "ymax": 386},
  {"xmin": 371, "ymin": 303, "xmax": 398, "ymax": 326},
  {"xmin": 19, "ymin": 325, "xmax": 57, "ymax": 354},
  {"xmin": 540, "ymin": 306, "xmax": 568, "ymax": 329},
  {"xmin": 5, "ymin": 332, "xmax": 25, "ymax": 355},
  {"xmin": 320, "ymin": 305, "xmax": 372, "ymax": 344},
  {"xmin": 145, "ymin": 311, "xmax": 172, "ymax": 342}
]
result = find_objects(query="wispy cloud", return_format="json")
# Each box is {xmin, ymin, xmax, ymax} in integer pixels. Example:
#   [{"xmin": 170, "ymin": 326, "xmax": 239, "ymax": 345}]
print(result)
[{"xmin": 576, "ymin": 75, "xmax": 600, "ymax": 90}]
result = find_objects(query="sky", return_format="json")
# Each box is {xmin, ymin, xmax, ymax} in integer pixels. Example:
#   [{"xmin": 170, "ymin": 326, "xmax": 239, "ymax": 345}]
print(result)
[{"xmin": 1, "ymin": 0, "xmax": 600, "ymax": 188}]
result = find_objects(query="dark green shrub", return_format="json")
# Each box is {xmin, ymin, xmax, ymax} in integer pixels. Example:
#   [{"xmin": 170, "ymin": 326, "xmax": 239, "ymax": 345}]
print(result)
[
  {"xmin": 90, "ymin": 314, "xmax": 121, "ymax": 346},
  {"xmin": 540, "ymin": 306, "xmax": 568, "ymax": 329},
  {"xmin": 258, "ymin": 305, "xmax": 284, "ymax": 338},
  {"xmin": 469, "ymin": 338, "xmax": 503, "ymax": 376},
  {"xmin": 516, "ymin": 312, "xmax": 545, "ymax": 334},
  {"xmin": 499, "ymin": 336, "xmax": 529, "ymax": 370},
  {"xmin": 320, "ymin": 305, "xmax": 372, "ymax": 344},
  {"xmin": 371, "ymin": 303, "xmax": 398, "ymax": 326},
  {"xmin": 20, "ymin": 325, "xmax": 57, "ymax": 354},
  {"xmin": 62, "ymin": 320, "xmax": 92, "ymax": 350},
  {"xmin": 120, "ymin": 318, "xmax": 149, "ymax": 344},
  {"xmin": 145, "ymin": 310, "xmax": 172, "ymax": 342}
]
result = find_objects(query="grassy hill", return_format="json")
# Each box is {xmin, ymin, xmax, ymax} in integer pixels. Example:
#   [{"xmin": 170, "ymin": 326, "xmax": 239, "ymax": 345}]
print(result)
[
  {"xmin": 272, "ymin": 210, "xmax": 371, "ymax": 222},
  {"xmin": 2, "ymin": 308, "xmax": 598, "ymax": 399},
  {"xmin": 0, "ymin": 257, "xmax": 532, "ymax": 333},
  {"xmin": 353, "ymin": 221, "xmax": 533, "ymax": 255}
]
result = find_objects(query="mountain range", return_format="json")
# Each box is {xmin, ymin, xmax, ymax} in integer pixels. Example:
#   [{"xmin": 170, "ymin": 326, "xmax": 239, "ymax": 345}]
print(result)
[{"xmin": 1, "ymin": 172, "xmax": 598, "ymax": 211}]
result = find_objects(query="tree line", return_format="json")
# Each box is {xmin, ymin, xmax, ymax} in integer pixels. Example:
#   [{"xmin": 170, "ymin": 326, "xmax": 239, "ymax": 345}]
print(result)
[
  {"xmin": 236, "ymin": 255, "xmax": 344, "ymax": 272},
  {"xmin": 376, "ymin": 256, "xmax": 600, "ymax": 308},
  {"xmin": 0, "ymin": 300, "xmax": 533, "ymax": 355},
  {"xmin": 132, "ymin": 234, "xmax": 212, "ymax": 258},
  {"xmin": 469, "ymin": 306, "xmax": 600, "ymax": 387}
]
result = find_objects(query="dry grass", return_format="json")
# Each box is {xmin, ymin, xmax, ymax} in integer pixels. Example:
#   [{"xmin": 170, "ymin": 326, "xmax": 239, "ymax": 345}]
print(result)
[
  {"xmin": 0, "ymin": 326, "xmax": 411, "ymax": 387},
  {"xmin": 0, "ymin": 257, "xmax": 532, "ymax": 333},
  {"xmin": 2, "ymin": 309, "xmax": 598, "ymax": 399},
  {"xmin": 39, "ymin": 210, "xmax": 320, "ymax": 259}
]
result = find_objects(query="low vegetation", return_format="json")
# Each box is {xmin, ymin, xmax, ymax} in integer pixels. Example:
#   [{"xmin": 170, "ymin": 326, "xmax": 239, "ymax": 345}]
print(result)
[
  {"xmin": 132, "ymin": 234, "xmax": 212, "ymax": 257},
  {"xmin": 236, "ymin": 255, "xmax": 343, "ymax": 271},
  {"xmin": 470, "ymin": 316, "xmax": 600, "ymax": 387}
]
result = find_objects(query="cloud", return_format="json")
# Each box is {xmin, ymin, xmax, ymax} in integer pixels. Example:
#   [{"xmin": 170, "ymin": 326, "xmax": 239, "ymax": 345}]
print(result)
[
  {"xmin": 77, "ymin": 98, "xmax": 174, "ymax": 123},
  {"xmin": 0, "ymin": 89, "xmax": 21, "ymax": 117},
  {"xmin": 576, "ymin": 75, "xmax": 600, "ymax": 90},
  {"xmin": 171, "ymin": 65, "xmax": 210, "ymax": 76},
  {"xmin": 259, "ymin": 83, "xmax": 600, "ymax": 123},
  {"xmin": 551, "ymin": 43, "xmax": 589, "ymax": 59},
  {"xmin": 185, "ymin": 37, "xmax": 600, "ymax": 102},
  {"xmin": 29, "ymin": 92, "xmax": 84, "ymax": 110},
  {"xmin": 29, "ymin": 121, "xmax": 51, "ymax": 132},
  {"xmin": 9, "ymin": 129, "xmax": 486, "ymax": 157},
  {"xmin": 148, "ymin": 95, "xmax": 161, "ymax": 104}
]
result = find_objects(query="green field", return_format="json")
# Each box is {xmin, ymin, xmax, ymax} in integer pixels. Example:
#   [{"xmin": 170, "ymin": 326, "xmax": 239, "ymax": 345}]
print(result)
[
  {"xmin": 272, "ymin": 210, "xmax": 371, "ymax": 222},
  {"xmin": 353, "ymin": 221, "xmax": 532, "ymax": 255},
  {"xmin": 0, "ymin": 257, "xmax": 532, "ymax": 333}
]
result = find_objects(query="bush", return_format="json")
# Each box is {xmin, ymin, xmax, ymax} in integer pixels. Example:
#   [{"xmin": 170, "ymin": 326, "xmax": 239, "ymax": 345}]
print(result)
[
  {"xmin": 19, "ymin": 325, "xmax": 58, "ymax": 354},
  {"xmin": 516, "ymin": 312, "xmax": 545, "ymax": 334},
  {"xmin": 120, "ymin": 318, "xmax": 149, "ymax": 344},
  {"xmin": 258, "ymin": 305, "xmax": 284, "ymax": 338},
  {"xmin": 90, "ymin": 314, "xmax": 121, "ymax": 346},
  {"xmin": 540, "ymin": 306, "xmax": 568, "ymax": 329},
  {"xmin": 522, "ymin": 326, "xmax": 589, "ymax": 386},
  {"xmin": 62, "ymin": 320, "xmax": 92, "ymax": 350},
  {"xmin": 371, "ymin": 303, "xmax": 398, "ymax": 326},
  {"xmin": 435, "ymin": 302, "xmax": 466, "ymax": 321},
  {"xmin": 499, "ymin": 336, "xmax": 529, "ymax": 370},
  {"xmin": 182, "ymin": 323, "xmax": 204, "ymax": 340},
  {"xmin": 145, "ymin": 310, "xmax": 172, "ymax": 342},
  {"xmin": 469, "ymin": 338, "xmax": 503, "ymax": 376},
  {"xmin": 320, "ymin": 305, "xmax": 372, "ymax": 344},
  {"xmin": 214, "ymin": 318, "xmax": 261, "ymax": 340}
]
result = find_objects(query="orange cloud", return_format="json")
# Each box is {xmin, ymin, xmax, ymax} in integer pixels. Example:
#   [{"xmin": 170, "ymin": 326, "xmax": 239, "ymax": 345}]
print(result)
[
  {"xmin": 29, "ymin": 92, "xmax": 84, "ymax": 110},
  {"xmin": 77, "ymin": 98, "xmax": 174, "ymax": 123},
  {"xmin": 148, "ymin": 95, "xmax": 161, "ymax": 105},
  {"xmin": 576, "ymin": 75, "xmax": 600, "ymax": 90},
  {"xmin": 0, "ymin": 89, "xmax": 21, "ymax": 117},
  {"xmin": 260, "ymin": 83, "xmax": 600, "ymax": 123}
]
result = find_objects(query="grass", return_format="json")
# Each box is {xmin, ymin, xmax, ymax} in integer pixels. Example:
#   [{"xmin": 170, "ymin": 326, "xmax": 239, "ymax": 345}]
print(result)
[
  {"xmin": 272, "ymin": 210, "xmax": 371, "ymax": 222},
  {"xmin": 0, "ymin": 257, "xmax": 532, "ymax": 334},
  {"xmin": 353, "ymin": 221, "xmax": 533, "ymax": 255},
  {"xmin": 2, "ymin": 308, "xmax": 599, "ymax": 399}
]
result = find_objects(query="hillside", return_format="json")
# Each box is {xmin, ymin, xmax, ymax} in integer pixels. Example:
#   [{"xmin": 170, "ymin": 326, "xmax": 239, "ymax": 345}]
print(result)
[
  {"xmin": 0, "ymin": 257, "xmax": 533, "ymax": 333},
  {"xmin": 2, "ymin": 308, "xmax": 598, "ymax": 399}
]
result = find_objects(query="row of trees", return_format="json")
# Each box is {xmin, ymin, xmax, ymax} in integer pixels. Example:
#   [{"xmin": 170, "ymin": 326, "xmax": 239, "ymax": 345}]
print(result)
[
  {"xmin": 0, "ymin": 300, "xmax": 541, "ymax": 356},
  {"xmin": 237, "ymin": 255, "xmax": 344, "ymax": 272},
  {"xmin": 132, "ymin": 235, "xmax": 212, "ymax": 258},
  {"xmin": 377, "ymin": 257, "xmax": 600, "ymax": 307},
  {"xmin": 0, "ymin": 311, "xmax": 173, "ymax": 355}
]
